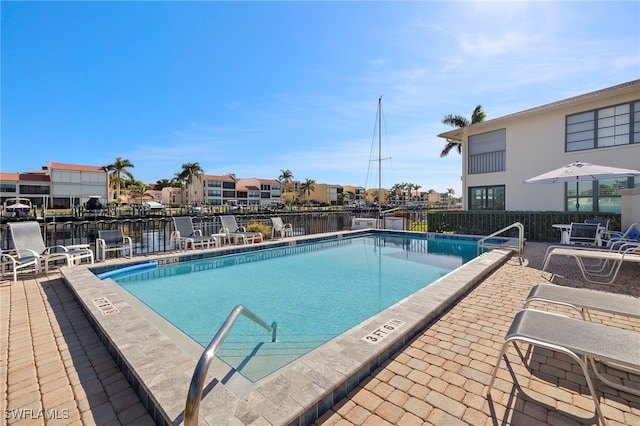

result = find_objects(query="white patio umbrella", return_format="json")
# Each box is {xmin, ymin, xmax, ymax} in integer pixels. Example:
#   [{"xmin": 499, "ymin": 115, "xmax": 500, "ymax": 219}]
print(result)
[{"xmin": 524, "ymin": 161, "xmax": 640, "ymax": 215}]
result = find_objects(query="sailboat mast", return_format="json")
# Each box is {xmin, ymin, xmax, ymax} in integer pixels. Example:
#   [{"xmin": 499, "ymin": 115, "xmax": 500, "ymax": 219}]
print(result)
[{"xmin": 378, "ymin": 96, "xmax": 382, "ymax": 220}]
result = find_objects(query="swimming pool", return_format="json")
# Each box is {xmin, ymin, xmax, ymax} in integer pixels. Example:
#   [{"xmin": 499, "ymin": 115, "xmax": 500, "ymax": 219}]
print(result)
[
  {"xmin": 110, "ymin": 234, "xmax": 478, "ymax": 381},
  {"xmin": 64, "ymin": 229, "xmax": 513, "ymax": 425}
]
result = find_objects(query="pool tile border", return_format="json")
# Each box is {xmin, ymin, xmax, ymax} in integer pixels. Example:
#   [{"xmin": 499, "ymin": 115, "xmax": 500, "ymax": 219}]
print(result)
[{"xmin": 61, "ymin": 230, "xmax": 512, "ymax": 425}]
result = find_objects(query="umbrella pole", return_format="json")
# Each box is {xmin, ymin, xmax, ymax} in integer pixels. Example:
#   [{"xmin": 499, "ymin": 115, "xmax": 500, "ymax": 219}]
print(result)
[{"xmin": 574, "ymin": 180, "xmax": 580, "ymax": 223}]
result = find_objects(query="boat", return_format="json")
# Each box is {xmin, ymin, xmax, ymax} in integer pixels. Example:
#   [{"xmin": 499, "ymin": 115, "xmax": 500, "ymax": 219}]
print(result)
[
  {"xmin": 353, "ymin": 96, "xmax": 390, "ymax": 230},
  {"xmin": 3, "ymin": 197, "xmax": 35, "ymax": 221}
]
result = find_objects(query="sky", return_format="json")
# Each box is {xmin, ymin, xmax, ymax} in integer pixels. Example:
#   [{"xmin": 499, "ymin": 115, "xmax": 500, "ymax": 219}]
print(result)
[{"xmin": 1, "ymin": 1, "xmax": 639, "ymax": 196}]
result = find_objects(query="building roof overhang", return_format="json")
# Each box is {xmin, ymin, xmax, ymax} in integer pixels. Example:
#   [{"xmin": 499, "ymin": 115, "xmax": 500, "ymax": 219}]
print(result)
[{"xmin": 437, "ymin": 79, "xmax": 640, "ymax": 142}]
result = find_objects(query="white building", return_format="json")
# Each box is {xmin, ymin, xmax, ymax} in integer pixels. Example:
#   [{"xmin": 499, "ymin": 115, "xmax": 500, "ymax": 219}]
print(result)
[
  {"xmin": 438, "ymin": 80, "xmax": 640, "ymax": 220},
  {"xmin": 1, "ymin": 162, "xmax": 109, "ymax": 209},
  {"xmin": 48, "ymin": 162, "xmax": 109, "ymax": 208}
]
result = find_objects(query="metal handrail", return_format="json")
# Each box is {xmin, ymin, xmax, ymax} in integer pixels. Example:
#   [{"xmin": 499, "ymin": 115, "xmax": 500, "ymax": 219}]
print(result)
[
  {"xmin": 184, "ymin": 304, "xmax": 276, "ymax": 426},
  {"xmin": 478, "ymin": 221, "xmax": 525, "ymax": 264}
]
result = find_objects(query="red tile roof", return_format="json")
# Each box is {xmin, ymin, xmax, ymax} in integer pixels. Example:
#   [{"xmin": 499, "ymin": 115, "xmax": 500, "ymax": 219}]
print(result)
[
  {"xmin": 0, "ymin": 172, "xmax": 19, "ymax": 181},
  {"xmin": 203, "ymin": 174, "xmax": 236, "ymax": 182}
]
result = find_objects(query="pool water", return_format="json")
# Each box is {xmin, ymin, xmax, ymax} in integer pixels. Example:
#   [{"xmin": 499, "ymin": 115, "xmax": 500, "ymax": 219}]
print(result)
[{"xmin": 112, "ymin": 234, "xmax": 478, "ymax": 381}]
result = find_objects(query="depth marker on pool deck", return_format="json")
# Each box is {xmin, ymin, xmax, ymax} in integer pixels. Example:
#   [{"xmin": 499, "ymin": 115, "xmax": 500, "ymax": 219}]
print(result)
[
  {"xmin": 362, "ymin": 319, "xmax": 405, "ymax": 344},
  {"xmin": 92, "ymin": 297, "xmax": 120, "ymax": 316}
]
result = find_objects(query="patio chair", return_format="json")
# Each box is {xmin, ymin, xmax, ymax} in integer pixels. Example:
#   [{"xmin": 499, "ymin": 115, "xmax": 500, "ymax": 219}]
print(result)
[
  {"xmin": 219, "ymin": 215, "xmax": 263, "ymax": 244},
  {"xmin": 270, "ymin": 217, "xmax": 293, "ymax": 239},
  {"xmin": 1, "ymin": 249, "xmax": 40, "ymax": 282},
  {"xmin": 170, "ymin": 216, "xmax": 218, "ymax": 250},
  {"xmin": 487, "ymin": 309, "xmax": 640, "ymax": 425},
  {"xmin": 601, "ymin": 222, "xmax": 639, "ymax": 248},
  {"xmin": 96, "ymin": 229, "xmax": 133, "ymax": 261},
  {"xmin": 542, "ymin": 242, "xmax": 640, "ymax": 284},
  {"xmin": 568, "ymin": 222, "xmax": 600, "ymax": 246},
  {"xmin": 584, "ymin": 218, "xmax": 609, "ymax": 242},
  {"xmin": 5, "ymin": 222, "xmax": 94, "ymax": 277}
]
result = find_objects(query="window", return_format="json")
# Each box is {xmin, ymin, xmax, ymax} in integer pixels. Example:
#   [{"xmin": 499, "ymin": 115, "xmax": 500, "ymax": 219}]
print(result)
[
  {"xmin": 207, "ymin": 190, "xmax": 221, "ymax": 197},
  {"xmin": 634, "ymin": 101, "xmax": 640, "ymax": 143},
  {"xmin": 468, "ymin": 185, "xmax": 505, "ymax": 210},
  {"xmin": 597, "ymin": 104, "xmax": 630, "ymax": 147},
  {"xmin": 566, "ymin": 111, "xmax": 595, "ymax": 151},
  {"xmin": 565, "ymin": 177, "xmax": 633, "ymax": 213},
  {"xmin": 566, "ymin": 180, "xmax": 593, "ymax": 212},
  {"xmin": 19, "ymin": 185, "xmax": 50, "ymax": 195},
  {"xmin": 566, "ymin": 100, "xmax": 638, "ymax": 151},
  {"xmin": 1, "ymin": 184, "xmax": 16, "ymax": 193},
  {"xmin": 207, "ymin": 181, "xmax": 222, "ymax": 188},
  {"xmin": 468, "ymin": 129, "xmax": 506, "ymax": 174}
]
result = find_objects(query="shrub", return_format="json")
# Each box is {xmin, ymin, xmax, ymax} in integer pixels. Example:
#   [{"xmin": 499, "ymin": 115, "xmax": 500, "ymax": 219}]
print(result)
[{"xmin": 245, "ymin": 223, "xmax": 272, "ymax": 239}]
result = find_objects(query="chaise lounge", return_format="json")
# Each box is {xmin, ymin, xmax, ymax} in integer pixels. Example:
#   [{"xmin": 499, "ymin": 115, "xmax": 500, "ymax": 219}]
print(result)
[
  {"xmin": 2, "ymin": 221, "xmax": 94, "ymax": 281},
  {"xmin": 488, "ymin": 309, "xmax": 640, "ymax": 425},
  {"xmin": 524, "ymin": 284, "xmax": 640, "ymax": 320},
  {"xmin": 541, "ymin": 243, "xmax": 640, "ymax": 284}
]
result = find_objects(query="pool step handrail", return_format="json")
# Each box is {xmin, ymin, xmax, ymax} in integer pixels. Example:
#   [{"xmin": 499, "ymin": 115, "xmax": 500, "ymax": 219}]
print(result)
[
  {"xmin": 478, "ymin": 222, "xmax": 525, "ymax": 264},
  {"xmin": 184, "ymin": 304, "xmax": 277, "ymax": 426}
]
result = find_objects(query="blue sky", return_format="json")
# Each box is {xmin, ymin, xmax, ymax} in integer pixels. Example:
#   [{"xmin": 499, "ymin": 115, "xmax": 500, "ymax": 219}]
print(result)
[{"xmin": 2, "ymin": 1, "xmax": 639, "ymax": 196}]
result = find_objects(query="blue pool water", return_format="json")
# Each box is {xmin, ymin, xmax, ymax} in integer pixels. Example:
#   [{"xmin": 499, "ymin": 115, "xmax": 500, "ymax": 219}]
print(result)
[{"xmin": 111, "ymin": 234, "xmax": 478, "ymax": 381}]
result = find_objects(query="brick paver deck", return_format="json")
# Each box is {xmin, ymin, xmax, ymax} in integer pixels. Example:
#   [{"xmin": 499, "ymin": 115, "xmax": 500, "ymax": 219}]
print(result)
[{"xmin": 2, "ymin": 242, "xmax": 639, "ymax": 425}]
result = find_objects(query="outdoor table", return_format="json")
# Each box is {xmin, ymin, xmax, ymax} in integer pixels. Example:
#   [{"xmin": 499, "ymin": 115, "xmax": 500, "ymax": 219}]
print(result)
[{"xmin": 552, "ymin": 224, "xmax": 571, "ymax": 244}]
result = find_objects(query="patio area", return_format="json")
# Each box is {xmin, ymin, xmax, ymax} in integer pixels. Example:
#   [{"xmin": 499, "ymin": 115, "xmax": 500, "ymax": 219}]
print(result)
[{"xmin": 1, "ymin": 242, "xmax": 639, "ymax": 425}]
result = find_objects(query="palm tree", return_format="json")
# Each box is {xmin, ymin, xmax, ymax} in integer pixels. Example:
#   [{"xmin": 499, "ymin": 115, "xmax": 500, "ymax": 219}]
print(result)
[
  {"xmin": 155, "ymin": 178, "xmax": 178, "ymax": 190},
  {"xmin": 278, "ymin": 169, "xmax": 294, "ymax": 193},
  {"xmin": 390, "ymin": 183, "xmax": 404, "ymax": 204},
  {"xmin": 106, "ymin": 157, "xmax": 134, "ymax": 203},
  {"xmin": 178, "ymin": 162, "xmax": 204, "ymax": 204},
  {"xmin": 412, "ymin": 184, "xmax": 422, "ymax": 201},
  {"xmin": 447, "ymin": 188, "xmax": 456, "ymax": 205},
  {"xmin": 440, "ymin": 105, "xmax": 486, "ymax": 157},
  {"xmin": 299, "ymin": 178, "xmax": 316, "ymax": 206}
]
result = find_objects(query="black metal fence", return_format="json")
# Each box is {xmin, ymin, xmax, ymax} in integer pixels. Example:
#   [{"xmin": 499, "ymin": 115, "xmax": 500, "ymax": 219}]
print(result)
[
  {"xmin": 0, "ymin": 210, "xmax": 623, "ymax": 256},
  {"xmin": 0, "ymin": 212, "xmax": 356, "ymax": 256}
]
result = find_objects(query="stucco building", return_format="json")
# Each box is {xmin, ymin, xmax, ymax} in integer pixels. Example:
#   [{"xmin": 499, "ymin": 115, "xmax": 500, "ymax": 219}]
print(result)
[{"xmin": 437, "ymin": 80, "xmax": 640, "ymax": 218}]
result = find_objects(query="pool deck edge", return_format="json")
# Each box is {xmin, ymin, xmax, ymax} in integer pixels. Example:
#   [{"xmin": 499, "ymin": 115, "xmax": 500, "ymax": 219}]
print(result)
[{"xmin": 61, "ymin": 240, "xmax": 512, "ymax": 425}]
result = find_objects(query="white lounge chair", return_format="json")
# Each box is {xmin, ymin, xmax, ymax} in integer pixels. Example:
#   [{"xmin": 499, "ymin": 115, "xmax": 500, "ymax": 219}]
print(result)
[
  {"xmin": 524, "ymin": 284, "xmax": 640, "ymax": 321},
  {"xmin": 4, "ymin": 222, "xmax": 94, "ymax": 279},
  {"xmin": 1, "ymin": 249, "xmax": 40, "ymax": 282},
  {"xmin": 96, "ymin": 229, "xmax": 133, "ymax": 261},
  {"xmin": 542, "ymin": 243, "xmax": 640, "ymax": 284},
  {"xmin": 270, "ymin": 217, "xmax": 293, "ymax": 239},
  {"xmin": 219, "ymin": 215, "xmax": 262, "ymax": 244},
  {"xmin": 488, "ymin": 309, "xmax": 640, "ymax": 425},
  {"xmin": 170, "ymin": 216, "xmax": 218, "ymax": 250}
]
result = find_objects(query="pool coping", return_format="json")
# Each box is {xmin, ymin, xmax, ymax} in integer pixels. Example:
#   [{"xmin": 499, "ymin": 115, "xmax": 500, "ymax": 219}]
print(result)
[{"xmin": 61, "ymin": 230, "xmax": 513, "ymax": 425}]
